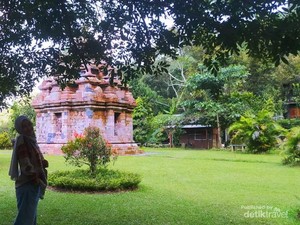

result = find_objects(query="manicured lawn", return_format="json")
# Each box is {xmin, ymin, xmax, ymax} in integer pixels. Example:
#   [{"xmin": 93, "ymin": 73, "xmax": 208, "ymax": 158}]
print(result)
[{"xmin": 1, "ymin": 148, "xmax": 299, "ymax": 225}]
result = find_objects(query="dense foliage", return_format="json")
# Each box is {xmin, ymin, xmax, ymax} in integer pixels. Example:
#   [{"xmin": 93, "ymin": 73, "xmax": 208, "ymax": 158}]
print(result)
[
  {"xmin": 282, "ymin": 127, "xmax": 300, "ymax": 166},
  {"xmin": 132, "ymin": 97, "xmax": 154, "ymax": 145},
  {"xmin": 229, "ymin": 110, "xmax": 286, "ymax": 153},
  {"xmin": 130, "ymin": 48, "xmax": 300, "ymax": 149},
  {"xmin": 278, "ymin": 119, "xmax": 300, "ymax": 130},
  {"xmin": 182, "ymin": 64, "xmax": 251, "ymax": 127},
  {"xmin": 8, "ymin": 98, "xmax": 36, "ymax": 138},
  {"xmin": 1, "ymin": 0, "xmax": 300, "ymax": 106},
  {"xmin": 61, "ymin": 126, "xmax": 114, "ymax": 177},
  {"xmin": 48, "ymin": 168, "xmax": 141, "ymax": 192},
  {"xmin": 0, "ymin": 132, "xmax": 12, "ymax": 149}
]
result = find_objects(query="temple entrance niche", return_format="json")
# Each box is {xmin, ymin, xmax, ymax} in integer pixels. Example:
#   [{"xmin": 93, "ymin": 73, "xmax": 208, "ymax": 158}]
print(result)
[{"xmin": 32, "ymin": 63, "xmax": 140, "ymax": 155}]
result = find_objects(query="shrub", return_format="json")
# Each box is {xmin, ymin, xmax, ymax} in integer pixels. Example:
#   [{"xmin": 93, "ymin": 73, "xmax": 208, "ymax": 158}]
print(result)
[
  {"xmin": 0, "ymin": 132, "xmax": 12, "ymax": 149},
  {"xmin": 278, "ymin": 119, "xmax": 300, "ymax": 130},
  {"xmin": 282, "ymin": 127, "xmax": 300, "ymax": 166},
  {"xmin": 229, "ymin": 110, "xmax": 286, "ymax": 153},
  {"xmin": 61, "ymin": 126, "xmax": 116, "ymax": 177},
  {"xmin": 48, "ymin": 168, "xmax": 142, "ymax": 192}
]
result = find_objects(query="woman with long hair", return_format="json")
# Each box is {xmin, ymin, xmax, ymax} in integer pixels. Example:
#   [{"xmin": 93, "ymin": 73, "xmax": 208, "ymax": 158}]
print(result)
[{"xmin": 9, "ymin": 115, "xmax": 48, "ymax": 225}]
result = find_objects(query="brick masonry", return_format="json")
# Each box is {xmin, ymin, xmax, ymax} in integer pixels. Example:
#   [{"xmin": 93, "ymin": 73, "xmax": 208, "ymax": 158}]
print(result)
[{"xmin": 32, "ymin": 65, "xmax": 141, "ymax": 155}]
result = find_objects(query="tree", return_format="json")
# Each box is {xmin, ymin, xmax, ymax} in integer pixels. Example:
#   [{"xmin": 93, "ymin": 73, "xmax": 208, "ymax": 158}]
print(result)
[
  {"xmin": 154, "ymin": 46, "xmax": 206, "ymax": 100},
  {"xmin": 182, "ymin": 65, "xmax": 251, "ymax": 146},
  {"xmin": 8, "ymin": 97, "xmax": 36, "ymax": 138},
  {"xmin": 0, "ymin": 109, "xmax": 10, "ymax": 133},
  {"xmin": 138, "ymin": 45, "xmax": 206, "ymax": 114},
  {"xmin": 132, "ymin": 97, "xmax": 154, "ymax": 145},
  {"xmin": 229, "ymin": 48, "xmax": 300, "ymax": 117},
  {"xmin": 129, "ymin": 77, "xmax": 169, "ymax": 115},
  {"xmin": 275, "ymin": 55, "xmax": 300, "ymax": 115},
  {"xmin": 1, "ymin": 0, "xmax": 300, "ymax": 107}
]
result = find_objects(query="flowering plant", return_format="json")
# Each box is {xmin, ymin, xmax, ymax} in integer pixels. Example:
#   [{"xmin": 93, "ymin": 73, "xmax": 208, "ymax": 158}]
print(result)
[{"xmin": 62, "ymin": 126, "xmax": 116, "ymax": 177}]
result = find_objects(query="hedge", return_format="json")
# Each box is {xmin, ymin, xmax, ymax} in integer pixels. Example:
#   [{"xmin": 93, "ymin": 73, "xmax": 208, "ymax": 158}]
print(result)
[{"xmin": 48, "ymin": 168, "xmax": 142, "ymax": 192}]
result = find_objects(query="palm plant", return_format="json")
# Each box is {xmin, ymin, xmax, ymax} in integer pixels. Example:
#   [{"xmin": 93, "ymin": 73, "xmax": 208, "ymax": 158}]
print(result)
[{"xmin": 229, "ymin": 110, "xmax": 286, "ymax": 153}]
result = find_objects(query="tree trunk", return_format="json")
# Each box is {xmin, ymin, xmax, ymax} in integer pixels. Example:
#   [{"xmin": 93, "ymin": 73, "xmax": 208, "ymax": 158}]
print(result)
[
  {"xmin": 216, "ymin": 114, "xmax": 222, "ymax": 148},
  {"xmin": 90, "ymin": 161, "xmax": 97, "ymax": 178}
]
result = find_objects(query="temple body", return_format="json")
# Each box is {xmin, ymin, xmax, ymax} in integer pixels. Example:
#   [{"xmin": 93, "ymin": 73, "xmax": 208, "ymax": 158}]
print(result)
[{"xmin": 32, "ymin": 65, "xmax": 139, "ymax": 155}]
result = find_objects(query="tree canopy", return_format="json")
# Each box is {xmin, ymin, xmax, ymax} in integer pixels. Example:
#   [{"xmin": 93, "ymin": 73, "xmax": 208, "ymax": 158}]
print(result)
[{"xmin": 1, "ymin": 0, "xmax": 300, "ymax": 107}]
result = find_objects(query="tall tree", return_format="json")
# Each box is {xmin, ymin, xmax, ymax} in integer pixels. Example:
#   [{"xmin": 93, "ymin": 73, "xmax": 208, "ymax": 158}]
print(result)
[
  {"xmin": 140, "ymin": 46, "xmax": 205, "ymax": 113},
  {"xmin": 1, "ymin": 0, "xmax": 300, "ymax": 107},
  {"xmin": 182, "ymin": 65, "xmax": 254, "ymax": 146},
  {"xmin": 132, "ymin": 97, "xmax": 154, "ymax": 144}
]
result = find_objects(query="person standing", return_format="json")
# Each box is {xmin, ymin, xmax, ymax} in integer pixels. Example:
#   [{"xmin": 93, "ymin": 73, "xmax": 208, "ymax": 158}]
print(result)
[{"xmin": 9, "ymin": 115, "xmax": 48, "ymax": 225}]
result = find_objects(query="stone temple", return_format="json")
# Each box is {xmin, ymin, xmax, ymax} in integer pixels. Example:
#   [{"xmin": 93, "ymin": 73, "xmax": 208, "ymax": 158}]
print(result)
[{"xmin": 32, "ymin": 64, "xmax": 140, "ymax": 155}]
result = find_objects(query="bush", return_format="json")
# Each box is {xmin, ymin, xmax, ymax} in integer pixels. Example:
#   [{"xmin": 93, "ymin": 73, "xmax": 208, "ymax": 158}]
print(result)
[
  {"xmin": 61, "ymin": 126, "xmax": 115, "ymax": 177},
  {"xmin": 48, "ymin": 168, "xmax": 142, "ymax": 192},
  {"xmin": 278, "ymin": 119, "xmax": 300, "ymax": 130},
  {"xmin": 229, "ymin": 110, "xmax": 286, "ymax": 153},
  {"xmin": 0, "ymin": 132, "xmax": 12, "ymax": 149},
  {"xmin": 282, "ymin": 127, "xmax": 300, "ymax": 166}
]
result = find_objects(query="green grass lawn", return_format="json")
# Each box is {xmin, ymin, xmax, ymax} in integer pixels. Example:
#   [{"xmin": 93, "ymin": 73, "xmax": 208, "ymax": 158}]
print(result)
[{"xmin": 1, "ymin": 148, "xmax": 299, "ymax": 225}]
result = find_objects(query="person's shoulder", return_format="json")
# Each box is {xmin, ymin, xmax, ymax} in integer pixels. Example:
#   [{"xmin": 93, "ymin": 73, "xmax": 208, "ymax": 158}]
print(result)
[
  {"xmin": 15, "ymin": 135, "xmax": 25, "ymax": 146},
  {"xmin": 15, "ymin": 136, "xmax": 28, "ymax": 151}
]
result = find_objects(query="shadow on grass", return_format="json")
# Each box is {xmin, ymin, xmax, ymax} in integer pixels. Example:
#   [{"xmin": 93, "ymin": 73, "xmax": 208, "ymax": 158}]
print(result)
[{"xmin": 209, "ymin": 158, "xmax": 277, "ymax": 164}]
